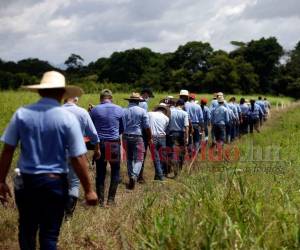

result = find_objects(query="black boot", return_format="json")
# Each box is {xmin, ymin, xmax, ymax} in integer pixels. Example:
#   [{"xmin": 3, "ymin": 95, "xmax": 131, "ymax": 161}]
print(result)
[
  {"xmin": 65, "ymin": 195, "xmax": 78, "ymax": 219},
  {"xmin": 107, "ymin": 182, "xmax": 118, "ymax": 206},
  {"xmin": 97, "ymin": 185, "xmax": 105, "ymax": 207},
  {"xmin": 127, "ymin": 177, "xmax": 136, "ymax": 190}
]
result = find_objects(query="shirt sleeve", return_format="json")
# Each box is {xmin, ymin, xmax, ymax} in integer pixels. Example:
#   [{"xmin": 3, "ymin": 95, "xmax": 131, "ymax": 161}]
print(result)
[
  {"xmin": 84, "ymin": 111, "xmax": 100, "ymax": 145},
  {"xmin": 119, "ymin": 109, "xmax": 125, "ymax": 135},
  {"xmin": 225, "ymin": 109, "xmax": 230, "ymax": 124},
  {"xmin": 198, "ymin": 106, "xmax": 204, "ymax": 123},
  {"xmin": 1, "ymin": 112, "xmax": 20, "ymax": 147},
  {"xmin": 66, "ymin": 115, "xmax": 87, "ymax": 157},
  {"xmin": 206, "ymin": 108, "xmax": 211, "ymax": 122},
  {"xmin": 184, "ymin": 112, "xmax": 189, "ymax": 127},
  {"xmin": 142, "ymin": 111, "xmax": 150, "ymax": 129}
]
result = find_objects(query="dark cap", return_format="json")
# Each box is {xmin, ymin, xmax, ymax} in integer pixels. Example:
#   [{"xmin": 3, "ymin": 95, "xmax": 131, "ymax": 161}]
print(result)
[
  {"xmin": 141, "ymin": 88, "xmax": 154, "ymax": 98},
  {"xmin": 176, "ymin": 99, "xmax": 185, "ymax": 106}
]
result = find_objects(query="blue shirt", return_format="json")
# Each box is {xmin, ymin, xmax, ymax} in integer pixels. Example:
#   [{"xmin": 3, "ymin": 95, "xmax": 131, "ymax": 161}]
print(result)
[
  {"xmin": 1, "ymin": 98, "xmax": 87, "ymax": 174},
  {"xmin": 123, "ymin": 103, "xmax": 150, "ymax": 135},
  {"xmin": 248, "ymin": 103, "xmax": 263, "ymax": 119},
  {"xmin": 63, "ymin": 103, "xmax": 99, "ymax": 144},
  {"xmin": 240, "ymin": 103, "xmax": 249, "ymax": 115},
  {"xmin": 211, "ymin": 105, "xmax": 230, "ymax": 125},
  {"xmin": 168, "ymin": 107, "xmax": 189, "ymax": 132},
  {"xmin": 139, "ymin": 101, "xmax": 148, "ymax": 111},
  {"xmin": 185, "ymin": 101, "xmax": 203, "ymax": 124},
  {"xmin": 209, "ymin": 99, "xmax": 219, "ymax": 111},
  {"xmin": 227, "ymin": 102, "xmax": 239, "ymax": 120},
  {"xmin": 201, "ymin": 105, "xmax": 211, "ymax": 123},
  {"xmin": 256, "ymin": 100, "xmax": 267, "ymax": 114},
  {"xmin": 90, "ymin": 101, "xmax": 125, "ymax": 140}
]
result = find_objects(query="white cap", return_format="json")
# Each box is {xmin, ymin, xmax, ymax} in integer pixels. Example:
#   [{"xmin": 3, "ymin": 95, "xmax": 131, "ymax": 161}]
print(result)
[{"xmin": 179, "ymin": 90, "xmax": 189, "ymax": 96}]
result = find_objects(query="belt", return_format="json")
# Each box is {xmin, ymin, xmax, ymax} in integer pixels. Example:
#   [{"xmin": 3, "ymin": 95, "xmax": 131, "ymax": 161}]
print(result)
[
  {"xmin": 169, "ymin": 131, "xmax": 184, "ymax": 134},
  {"xmin": 152, "ymin": 134, "xmax": 166, "ymax": 138},
  {"xmin": 22, "ymin": 173, "xmax": 66, "ymax": 179},
  {"xmin": 123, "ymin": 134, "xmax": 142, "ymax": 137}
]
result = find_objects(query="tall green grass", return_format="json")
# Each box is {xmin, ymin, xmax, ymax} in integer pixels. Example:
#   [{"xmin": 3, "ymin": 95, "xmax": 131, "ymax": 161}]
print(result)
[{"xmin": 126, "ymin": 105, "xmax": 300, "ymax": 249}]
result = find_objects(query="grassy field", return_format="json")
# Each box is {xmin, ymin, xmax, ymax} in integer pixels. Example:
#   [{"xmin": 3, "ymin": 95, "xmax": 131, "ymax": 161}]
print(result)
[{"xmin": 0, "ymin": 91, "xmax": 297, "ymax": 249}]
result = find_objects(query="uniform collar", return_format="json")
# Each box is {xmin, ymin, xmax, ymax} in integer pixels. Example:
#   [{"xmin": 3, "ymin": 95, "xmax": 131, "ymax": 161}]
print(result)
[
  {"xmin": 101, "ymin": 100, "xmax": 112, "ymax": 104},
  {"xmin": 64, "ymin": 102, "xmax": 76, "ymax": 107},
  {"xmin": 38, "ymin": 97, "xmax": 61, "ymax": 106},
  {"xmin": 128, "ymin": 103, "xmax": 139, "ymax": 108}
]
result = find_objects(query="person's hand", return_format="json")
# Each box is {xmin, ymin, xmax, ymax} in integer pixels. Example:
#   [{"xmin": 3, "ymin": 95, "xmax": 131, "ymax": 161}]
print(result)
[
  {"xmin": 148, "ymin": 138, "xmax": 153, "ymax": 145},
  {"xmin": 93, "ymin": 150, "xmax": 101, "ymax": 161},
  {"xmin": 0, "ymin": 183, "xmax": 12, "ymax": 206},
  {"xmin": 85, "ymin": 190, "xmax": 98, "ymax": 206}
]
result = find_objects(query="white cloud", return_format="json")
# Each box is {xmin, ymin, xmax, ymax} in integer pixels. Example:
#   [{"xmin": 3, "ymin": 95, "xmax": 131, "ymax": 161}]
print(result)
[{"xmin": 0, "ymin": 0, "xmax": 299, "ymax": 64}]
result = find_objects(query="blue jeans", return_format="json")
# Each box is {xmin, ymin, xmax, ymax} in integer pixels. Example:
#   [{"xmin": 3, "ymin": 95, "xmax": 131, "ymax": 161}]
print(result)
[
  {"xmin": 212, "ymin": 124, "xmax": 226, "ymax": 144},
  {"xmin": 189, "ymin": 124, "xmax": 201, "ymax": 152},
  {"xmin": 15, "ymin": 173, "xmax": 68, "ymax": 250},
  {"xmin": 68, "ymin": 165, "xmax": 80, "ymax": 198},
  {"xmin": 169, "ymin": 131, "xmax": 185, "ymax": 173},
  {"xmin": 96, "ymin": 140, "xmax": 121, "ymax": 188},
  {"xmin": 123, "ymin": 135, "xmax": 145, "ymax": 179},
  {"xmin": 139, "ymin": 132, "xmax": 148, "ymax": 179},
  {"xmin": 150, "ymin": 136, "xmax": 166, "ymax": 180}
]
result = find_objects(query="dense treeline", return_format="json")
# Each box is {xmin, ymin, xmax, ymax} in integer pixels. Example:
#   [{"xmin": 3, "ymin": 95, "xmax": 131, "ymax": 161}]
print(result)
[{"xmin": 1, "ymin": 37, "xmax": 300, "ymax": 97}]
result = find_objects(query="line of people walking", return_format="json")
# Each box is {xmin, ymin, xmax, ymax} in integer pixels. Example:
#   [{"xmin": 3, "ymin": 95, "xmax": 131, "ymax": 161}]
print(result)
[{"xmin": 0, "ymin": 71, "xmax": 271, "ymax": 250}]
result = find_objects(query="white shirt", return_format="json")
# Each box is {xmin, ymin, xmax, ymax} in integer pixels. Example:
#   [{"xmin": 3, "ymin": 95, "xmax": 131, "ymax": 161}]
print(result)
[{"xmin": 148, "ymin": 111, "xmax": 169, "ymax": 136}]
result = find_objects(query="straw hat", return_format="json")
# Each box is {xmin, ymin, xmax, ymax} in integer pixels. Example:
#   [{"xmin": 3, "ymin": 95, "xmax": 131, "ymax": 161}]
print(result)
[
  {"xmin": 179, "ymin": 90, "xmax": 189, "ymax": 96},
  {"xmin": 22, "ymin": 71, "xmax": 83, "ymax": 98},
  {"xmin": 153, "ymin": 104, "xmax": 171, "ymax": 118},
  {"xmin": 124, "ymin": 92, "xmax": 145, "ymax": 102}
]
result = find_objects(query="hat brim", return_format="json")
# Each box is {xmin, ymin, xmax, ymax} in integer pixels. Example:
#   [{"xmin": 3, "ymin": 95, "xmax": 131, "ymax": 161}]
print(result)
[
  {"xmin": 21, "ymin": 85, "xmax": 84, "ymax": 98},
  {"xmin": 124, "ymin": 98, "xmax": 146, "ymax": 102}
]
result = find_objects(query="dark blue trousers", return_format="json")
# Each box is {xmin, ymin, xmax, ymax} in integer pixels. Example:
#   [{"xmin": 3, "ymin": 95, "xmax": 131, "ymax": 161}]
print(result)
[{"xmin": 15, "ymin": 173, "xmax": 68, "ymax": 250}]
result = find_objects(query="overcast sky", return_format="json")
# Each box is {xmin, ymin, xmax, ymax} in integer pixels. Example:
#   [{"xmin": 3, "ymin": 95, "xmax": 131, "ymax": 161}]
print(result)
[{"xmin": 0, "ymin": 0, "xmax": 300, "ymax": 64}]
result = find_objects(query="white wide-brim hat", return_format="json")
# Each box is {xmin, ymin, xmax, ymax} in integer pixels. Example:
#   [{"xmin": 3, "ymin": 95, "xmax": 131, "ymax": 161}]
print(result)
[
  {"xmin": 179, "ymin": 89, "xmax": 189, "ymax": 96},
  {"xmin": 21, "ymin": 71, "xmax": 83, "ymax": 98}
]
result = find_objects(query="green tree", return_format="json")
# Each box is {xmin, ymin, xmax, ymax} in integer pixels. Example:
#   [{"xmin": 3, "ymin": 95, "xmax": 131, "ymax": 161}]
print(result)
[
  {"xmin": 169, "ymin": 41, "xmax": 213, "ymax": 74},
  {"xmin": 203, "ymin": 52, "xmax": 239, "ymax": 93},
  {"xmin": 65, "ymin": 54, "xmax": 84, "ymax": 70}
]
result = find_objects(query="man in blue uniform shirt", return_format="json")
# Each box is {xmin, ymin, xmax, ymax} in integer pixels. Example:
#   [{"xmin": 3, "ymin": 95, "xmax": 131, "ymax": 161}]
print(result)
[
  {"xmin": 63, "ymin": 96, "xmax": 100, "ymax": 215},
  {"xmin": 211, "ymin": 96, "xmax": 230, "ymax": 145},
  {"xmin": 138, "ymin": 88, "xmax": 154, "ymax": 183},
  {"xmin": 123, "ymin": 93, "xmax": 152, "ymax": 190},
  {"xmin": 0, "ymin": 71, "xmax": 97, "ymax": 250},
  {"xmin": 90, "ymin": 89, "xmax": 125, "ymax": 206},
  {"xmin": 185, "ymin": 93, "xmax": 203, "ymax": 153},
  {"xmin": 168, "ymin": 99, "xmax": 189, "ymax": 176}
]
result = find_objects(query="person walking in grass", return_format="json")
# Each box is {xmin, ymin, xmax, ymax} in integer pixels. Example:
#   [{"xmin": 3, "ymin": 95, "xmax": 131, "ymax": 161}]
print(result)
[
  {"xmin": 185, "ymin": 93, "xmax": 204, "ymax": 154},
  {"xmin": 239, "ymin": 98, "xmax": 250, "ymax": 134},
  {"xmin": 257, "ymin": 96, "xmax": 267, "ymax": 126},
  {"xmin": 0, "ymin": 71, "xmax": 97, "ymax": 250},
  {"xmin": 63, "ymin": 96, "xmax": 100, "ymax": 216},
  {"xmin": 227, "ymin": 97, "xmax": 240, "ymax": 142},
  {"xmin": 123, "ymin": 93, "xmax": 152, "ymax": 190},
  {"xmin": 168, "ymin": 99, "xmax": 189, "ymax": 176},
  {"xmin": 248, "ymin": 99, "xmax": 264, "ymax": 133},
  {"xmin": 200, "ymin": 98, "xmax": 211, "ymax": 143},
  {"xmin": 211, "ymin": 96, "xmax": 230, "ymax": 145},
  {"xmin": 148, "ymin": 104, "xmax": 170, "ymax": 181},
  {"xmin": 90, "ymin": 89, "xmax": 125, "ymax": 206},
  {"xmin": 138, "ymin": 88, "xmax": 154, "ymax": 184}
]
